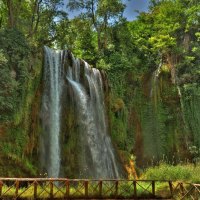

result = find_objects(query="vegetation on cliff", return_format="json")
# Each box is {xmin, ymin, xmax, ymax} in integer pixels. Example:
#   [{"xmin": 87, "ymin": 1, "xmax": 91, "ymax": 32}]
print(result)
[{"xmin": 0, "ymin": 0, "xmax": 200, "ymax": 178}]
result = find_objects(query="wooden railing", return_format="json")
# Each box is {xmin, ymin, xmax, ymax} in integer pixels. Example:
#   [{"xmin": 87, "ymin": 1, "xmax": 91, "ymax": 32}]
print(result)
[{"xmin": 0, "ymin": 178, "xmax": 199, "ymax": 199}]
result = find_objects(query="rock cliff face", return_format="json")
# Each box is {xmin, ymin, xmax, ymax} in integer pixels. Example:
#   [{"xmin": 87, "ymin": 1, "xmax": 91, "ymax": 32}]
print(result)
[
  {"xmin": 0, "ymin": 56, "xmax": 42, "ymax": 177},
  {"xmin": 0, "ymin": 47, "xmax": 199, "ymax": 177},
  {"xmin": 108, "ymin": 63, "xmax": 198, "ymax": 169}
]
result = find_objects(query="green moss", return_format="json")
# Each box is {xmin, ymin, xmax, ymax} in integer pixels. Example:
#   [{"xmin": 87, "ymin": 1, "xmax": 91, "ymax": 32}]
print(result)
[
  {"xmin": 0, "ymin": 44, "xmax": 42, "ymax": 176},
  {"xmin": 181, "ymin": 85, "xmax": 200, "ymax": 147},
  {"xmin": 107, "ymin": 65, "xmax": 188, "ymax": 169},
  {"xmin": 160, "ymin": 64, "xmax": 170, "ymax": 74}
]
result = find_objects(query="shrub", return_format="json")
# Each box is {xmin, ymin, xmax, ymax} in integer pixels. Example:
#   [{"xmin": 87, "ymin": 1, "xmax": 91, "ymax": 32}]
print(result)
[
  {"xmin": 0, "ymin": 28, "xmax": 30, "ymax": 121},
  {"xmin": 141, "ymin": 162, "xmax": 200, "ymax": 183}
]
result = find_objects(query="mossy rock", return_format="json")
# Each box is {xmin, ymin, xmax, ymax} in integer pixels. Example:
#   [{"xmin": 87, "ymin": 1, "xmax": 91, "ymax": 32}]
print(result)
[{"xmin": 112, "ymin": 98, "xmax": 125, "ymax": 112}]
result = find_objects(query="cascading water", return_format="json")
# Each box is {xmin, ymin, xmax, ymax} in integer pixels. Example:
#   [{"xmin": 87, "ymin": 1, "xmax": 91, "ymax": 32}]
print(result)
[
  {"xmin": 141, "ymin": 62, "xmax": 165, "ymax": 162},
  {"xmin": 40, "ymin": 46, "xmax": 64, "ymax": 178},
  {"xmin": 150, "ymin": 62, "xmax": 162, "ymax": 105},
  {"xmin": 67, "ymin": 60, "xmax": 120, "ymax": 178},
  {"xmin": 40, "ymin": 47, "xmax": 122, "ymax": 178}
]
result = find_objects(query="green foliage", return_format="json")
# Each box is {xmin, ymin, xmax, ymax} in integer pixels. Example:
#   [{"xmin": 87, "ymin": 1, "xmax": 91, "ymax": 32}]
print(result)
[
  {"xmin": 1, "ymin": 0, "xmax": 200, "ymax": 178},
  {"xmin": 149, "ymin": 35, "xmax": 176, "ymax": 52},
  {"xmin": 142, "ymin": 162, "xmax": 200, "ymax": 182},
  {"xmin": 0, "ymin": 22, "xmax": 42, "ymax": 176},
  {"xmin": 0, "ymin": 52, "xmax": 18, "ymax": 120},
  {"xmin": 0, "ymin": 29, "xmax": 30, "ymax": 121},
  {"xmin": 0, "ymin": 28, "xmax": 30, "ymax": 72},
  {"xmin": 108, "ymin": 0, "xmax": 200, "ymax": 168},
  {"xmin": 181, "ymin": 85, "xmax": 200, "ymax": 148},
  {"xmin": 0, "ymin": 50, "xmax": 7, "ymax": 63},
  {"xmin": 141, "ymin": 103, "xmax": 166, "ymax": 160},
  {"xmin": 67, "ymin": 0, "xmax": 125, "ymax": 58},
  {"xmin": 110, "ymin": 106, "xmax": 128, "ymax": 150}
]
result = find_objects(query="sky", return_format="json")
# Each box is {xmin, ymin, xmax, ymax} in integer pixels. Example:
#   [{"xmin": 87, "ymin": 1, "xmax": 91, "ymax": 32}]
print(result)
[
  {"xmin": 64, "ymin": 0, "xmax": 150, "ymax": 21},
  {"xmin": 123, "ymin": 0, "xmax": 149, "ymax": 20}
]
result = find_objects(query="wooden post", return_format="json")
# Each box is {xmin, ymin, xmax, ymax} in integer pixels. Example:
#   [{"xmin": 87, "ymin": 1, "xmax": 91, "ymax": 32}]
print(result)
[
  {"xmin": 152, "ymin": 181, "xmax": 155, "ymax": 197},
  {"xmin": 84, "ymin": 180, "xmax": 88, "ymax": 197},
  {"xmin": 133, "ymin": 181, "xmax": 137, "ymax": 198},
  {"xmin": 99, "ymin": 180, "xmax": 102, "ymax": 197},
  {"xmin": 65, "ymin": 180, "xmax": 70, "ymax": 198},
  {"xmin": 115, "ymin": 180, "xmax": 118, "ymax": 197},
  {"xmin": 168, "ymin": 181, "xmax": 173, "ymax": 197},
  {"xmin": 0, "ymin": 181, "xmax": 3, "ymax": 196},
  {"xmin": 15, "ymin": 180, "xmax": 19, "ymax": 198},
  {"xmin": 49, "ymin": 181, "xmax": 53, "ymax": 198},
  {"xmin": 34, "ymin": 181, "xmax": 37, "ymax": 199},
  {"xmin": 180, "ymin": 183, "xmax": 184, "ymax": 197}
]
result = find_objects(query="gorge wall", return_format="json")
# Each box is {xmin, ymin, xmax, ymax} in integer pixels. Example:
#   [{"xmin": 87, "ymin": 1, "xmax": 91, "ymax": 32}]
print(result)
[
  {"xmin": 0, "ymin": 45, "xmax": 199, "ymax": 177},
  {"xmin": 109, "ymin": 62, "xmax": 200, "ymax": 169}
]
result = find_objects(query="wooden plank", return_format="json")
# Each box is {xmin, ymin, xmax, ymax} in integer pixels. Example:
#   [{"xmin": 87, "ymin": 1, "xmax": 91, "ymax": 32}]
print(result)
[
  {"xmin": 133, "ymin": 180, "xmax": 137, "ymax": 198},
  {"xmin": 115, "ymin": 180, "xmax": 118, "ymax": 197},
  {"xmin": 0, "ymin": 177, "xmax": 177, "ymax": 182},
  {"xmin": 193, "ymin": 184, "xmax": 200, "ymax": 187},
  {"xmin": 15, "ymin": 180, "xmax": 19, "ymax": 198},
  {"xmin": 99, "ymin": 180, "xmax": 102, "ymax": 197},
  {"xmin": 180, "ymin": 182, "xmax": 185, "ymax": 197},
  {"xmin": 65, "ymin": 180, "xmax": 70, "ymax": 197},
  {"xmin": 85, "ymin": 180, "xmax": 88, "ymax": 197},
  {"xmin": 180, "ymin": 187, "xmax": 194, "ymax": 199},
  {"xmin": 50, "ymin": 181, "xmax": 54, "ymax": 198},
  {"xmin": 34, "ymin": 181, "xmax": 38, "ymax": 199},
  {"xmin": 152, "ymin": 180, "xmax": 155, "ymax": 196},
  {"xmin": 168, "ymin": 181, "xmax": 173, "ymax": 197},
  {"xmin": 0, "ymin": 181, "xmax": 3, "ymax": 196},
  {"xmin": 0, "ymin": 178, "xmax": 199, "ymax": 199}
]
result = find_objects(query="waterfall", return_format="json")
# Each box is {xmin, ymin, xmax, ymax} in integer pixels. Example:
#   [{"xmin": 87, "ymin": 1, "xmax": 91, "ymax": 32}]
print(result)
[
  {"xmin": 67, "ymin": 60, "xmax": 120, "ymax": 178},
  {"xmin": 40, "ymin": 46, "xmax": 64, "ymax": 178},
  {"xmin": 40, "ymin": 47, "xmax": 121, "ymax": 179},
  {"xmin": 179, "ymin": 85, "xmax": 200, "ymax": 147},
  {"xmin": 150, "ymin": 62, "xmax": 162, "ymax": 106},
  {"xmin": 141, "ymin": 62, "xmax": 165, "ymax": 162}
]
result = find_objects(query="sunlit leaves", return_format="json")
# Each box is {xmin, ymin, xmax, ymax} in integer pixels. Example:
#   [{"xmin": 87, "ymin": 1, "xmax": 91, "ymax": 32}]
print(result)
[
  {"xmin": 185, "ymin": 5, "xmax": 200, "ymax": 31},
  {"xmin": 97, "ymin": 0, "xmax": 125, "ymax": 23},
  {"xmin": 0, "ymin": 29, "xmax": 30, "ymax": 121},
  {"xmin": 149, "ymin": 35, "xmax": 176, "ymax": 52}
]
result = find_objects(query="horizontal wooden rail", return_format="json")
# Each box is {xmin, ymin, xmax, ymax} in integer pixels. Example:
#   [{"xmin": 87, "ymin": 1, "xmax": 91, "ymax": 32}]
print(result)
[
  {"xmin": 0, "ymin": 178, "xmax": 174, "ymax": 181},
  {"xmin": 0, "ymin": 178, "xmax": 199, "ymax": 199}
]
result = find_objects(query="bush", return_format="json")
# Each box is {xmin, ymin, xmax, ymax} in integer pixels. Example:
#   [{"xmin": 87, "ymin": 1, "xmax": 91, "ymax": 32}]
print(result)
[
  {"xmin": 0, "ymin": 29, "xmax": 30, "ymax": 121},
  {"xmin": 141, "ymin": 162, "xmax": 200, "ymax": 183},
  {"xmin": 0, "ymin": 49, "xmax": 18, "ymax": 120}
]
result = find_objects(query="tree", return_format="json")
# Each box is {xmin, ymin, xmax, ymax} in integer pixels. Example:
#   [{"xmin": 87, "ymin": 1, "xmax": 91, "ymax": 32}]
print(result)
[
  {"xmin": 56, "ymin": 17, "xmax": 98, "ymax": 66},
  {"xmin": 0, "ymin": 29, "xmax": 30, "ymax": 121},
  {"xmin": 0, "ymin": 0, "xmax": 68, "ymax": 47},
  {"xmin": 67, "ymin": 0, "xmax": 125, "ymax": 53}
]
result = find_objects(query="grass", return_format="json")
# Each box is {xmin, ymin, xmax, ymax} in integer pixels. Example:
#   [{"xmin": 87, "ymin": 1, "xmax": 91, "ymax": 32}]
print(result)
[
  {"xmin": 141, "ymin": 162, "xmax": 200, "ymax": 183},
  {"xmin": 1, "ymin": 163, "xmax": 200, "ymax": 198}
]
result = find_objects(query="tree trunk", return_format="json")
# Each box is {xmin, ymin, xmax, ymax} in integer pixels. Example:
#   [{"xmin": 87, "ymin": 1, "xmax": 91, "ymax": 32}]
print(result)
[
  {"xmin": 6, "ymin": 0, "xmax": 14, "ymax": 28},
  {"xmin": 28, "ymin": 0, "xmax": 42, "ymax": 38},
  {"xmin": 167, "ymin": 52, "xmax": 177, "ymax": 84}
]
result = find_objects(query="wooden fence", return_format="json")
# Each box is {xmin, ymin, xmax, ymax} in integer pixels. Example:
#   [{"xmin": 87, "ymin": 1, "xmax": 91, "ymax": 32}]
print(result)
[{"xmin": 0, "ymin": 178, "xmax": 199, "ymax": 199}]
